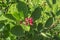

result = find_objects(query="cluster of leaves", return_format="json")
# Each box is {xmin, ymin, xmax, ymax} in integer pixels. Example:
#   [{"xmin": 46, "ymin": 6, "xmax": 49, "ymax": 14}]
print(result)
[{"xmin": 0, "ymin": 0, "xmax": 60, "ymax": 40}]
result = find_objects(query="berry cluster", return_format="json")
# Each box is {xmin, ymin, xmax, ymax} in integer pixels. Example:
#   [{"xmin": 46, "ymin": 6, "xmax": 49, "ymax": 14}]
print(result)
[
  {"xmin": 25, "ymin": 17, "xmax": 33, "ymax": 26},
  {"xmin": 20, "ymin": 17, "xmax": 33, "ymax": 26}
]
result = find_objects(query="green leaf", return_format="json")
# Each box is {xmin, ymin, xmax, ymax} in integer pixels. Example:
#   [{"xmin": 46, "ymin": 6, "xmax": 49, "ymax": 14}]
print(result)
[
  {"xmin": 46, "ymin": 0, "xmax": 52, "ymax": 8},
  {"xmin": 0, "ymin": 23, "xmax": 5, "ymax": 29},
  {"xmin": 41, "ymin": 32, "xmax": 49, "ymax": 38},
  {"xmin": 19, "ymin": 11, "xmax": 24, "ymax": 20},
  {"xmin": 4, "ymin": 24, "xmax": 10, "ymax": 31},
  {"xmin": 54, "ymin": 23, "xmax": 60, "ymax": 31},
  {"xmin": 45, "ymin": 17, "xmax": 53, "ymax": 27},
  {"xmin": 16, "ymin": 1, "xmax": 28, "ymax": 18},
  {"xmin": 52, "ymin": 0, "xmax": 56, "ymax": 4},
  {"xmin": 21, "ymin": 24, "xmax": 30, "ymax": 31},
  {"xmin": 56, "ymin": 10, "xmax": 60, "ymax": 16},
  {"xmin": 50, "ymin": 11, "xmax": 55, "ymax": 17},
  {"xmin": 11, "ymin": 25, "xmax": 24, "ymax": 36},
  {"xmin": 4, "ymin": 14, "xmax": 16, "ymax": 21},
  {"xmin": 12, "ymin": 12, "xmax": 20, "ymax": 20},
  {"xmin": 11, "ymin": 0, "xmax": 18, "ymax": 2},
  {"xmin": 8, "ymin": 3, "xmax": 20, "ymax": 20},
  {"xmin": 2, "ymin": 24, "xmax": 10, "ymax": 38},
  {"xmin": 37, "ymin": 23, "xmax": 43, "ymax": 31},
  {"xmin": 8, "ymin": 3, "xmax": 18, "ymax": 14},
  {"xmin": 0, "ymin": 15, "xmax": 7, "ymax": 20},
  {"xmin": 6, "ymin": 0, "xmax": 9, "ymax": 4},
  {"xmin": 31, "ymin": 0, "xmax": 40, "ymax": 7},
  {"xmin": 45, "ymin": 12, "xmax": 51, "ymax": 16},
  {"xmin": 0, "ymin": 20, "xmax": 7, "ymax": 23},
  {"xmin": 31, "ymin": 7, "xmax": 42, "ymax": 21},
  {"xmin": 0, "ymin": 10, "xmax": 3, "ymax": 16}
]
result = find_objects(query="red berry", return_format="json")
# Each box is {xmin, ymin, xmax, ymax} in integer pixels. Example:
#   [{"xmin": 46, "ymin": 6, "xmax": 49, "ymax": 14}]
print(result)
[
  {"xmin": 29, "ymin": 20, "xmax": 33, "ymax": 23},
  {"xmin": 29, "ymin": 22, "xmax": 33, "ymax": 26},
  {"xmin": 29, "ymin": 18, "xmax": 33, "ymax": 23},
  {"xmin": 24, "ymin": 17, "xmax": 33, "ymax": 26},
  {"xmin": 25, "ymin": 18, "xmax": 29, "ymax": 22},
  {"xmin": 29, "ymin": 18, "xmax": 33, "ymax": 21}
]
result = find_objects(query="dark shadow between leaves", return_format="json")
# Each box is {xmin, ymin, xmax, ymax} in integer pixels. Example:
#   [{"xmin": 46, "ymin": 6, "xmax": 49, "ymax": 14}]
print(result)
[
  {"xmin": 45, "ymin": 12, "xmax": 51, "ymax": 16},
  {"xmin": 50, "ymin": 11, "xmax": 55, "ymax": 17}
]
